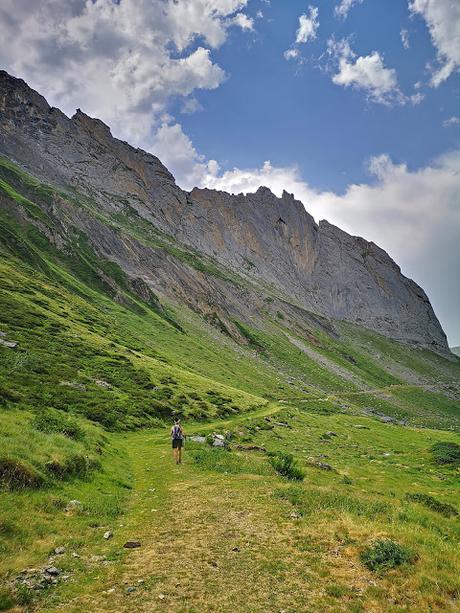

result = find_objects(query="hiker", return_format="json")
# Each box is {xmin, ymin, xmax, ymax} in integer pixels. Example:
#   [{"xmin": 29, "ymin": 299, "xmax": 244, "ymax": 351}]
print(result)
[{"xmin": 171, "ymin": 418, "xmax": 185, "ymax": 464}]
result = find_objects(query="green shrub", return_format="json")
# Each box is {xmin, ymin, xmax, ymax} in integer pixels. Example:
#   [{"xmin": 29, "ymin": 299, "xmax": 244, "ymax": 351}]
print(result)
[
  {"xmin": 268, "ymin": 452, "xmax": 304, "ymax": 481},
  {"xmin": 405, "ymin": 493, "xmax": 458, "ymax": 518},
  {"xmin": 0, "ymin": 587, "xmax": 15, "ymax": 611},
  {"xmin": 33, "ymin": 408, "xmax": 85, "ymax": 440},
  {"xmin": 361, "ymin": 539, "xmax": 414, "ymax": 572},
  {"xmin": 430, "ymin": 442, "xmax": 460, "ymax": 466},
  {"xmin": 45, "ymin": 453, "xmax": 101, "ymax": 480}
]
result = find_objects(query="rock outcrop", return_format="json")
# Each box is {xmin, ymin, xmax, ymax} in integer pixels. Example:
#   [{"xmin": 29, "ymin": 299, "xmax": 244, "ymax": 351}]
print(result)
[{"xmin": 0, "ymin": 70, "xmax": 449, "ymax": 354}]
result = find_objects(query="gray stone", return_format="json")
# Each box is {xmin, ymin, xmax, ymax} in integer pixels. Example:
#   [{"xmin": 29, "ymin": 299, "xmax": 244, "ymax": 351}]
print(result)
[
  {"xmin": 0, "ymin": 338, "xmax": 18, "ymax": 348},
  {"xmin": 54, "ymin": 546, "xmax": 66, "ymax": 555},
  {"xmin": 313, "ymin": 461, "xmax": 334, "ymax": 471},
  {"xmin": 45, "ymin": 566, "xmax": 60, "ymax": 576},
  {"xmin": 103, "ymin": 531, "xmax": 113, "ymax": 540},
  {"xmin": 65, "ymin": 500, "xmax": 82, "ymax": 512},
  {"xmin": 212, "ymin": 439, "xmax": 226, "ymax": 448},
  {"xmin": 123, "ymin": 540, "xmax": 141, "ymax": 549},
  {"xmin": 321, "ymin": 431, "xmax": 338, "ymax": 440},
  {"xmin": 189, "ymin": 435, "xmax": 206, "ymax": 444}
]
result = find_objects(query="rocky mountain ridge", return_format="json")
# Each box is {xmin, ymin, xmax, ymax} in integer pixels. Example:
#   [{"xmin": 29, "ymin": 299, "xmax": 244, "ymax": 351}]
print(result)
[{"xmin": 0, "ymin": 70, "xmax": 449, "ymax": 354}]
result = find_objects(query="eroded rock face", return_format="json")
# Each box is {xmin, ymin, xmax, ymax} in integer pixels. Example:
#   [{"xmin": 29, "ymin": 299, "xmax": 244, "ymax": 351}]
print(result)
[{"xmin": 0, "ymin": 70, "xmax": 449, "ymax": 354}]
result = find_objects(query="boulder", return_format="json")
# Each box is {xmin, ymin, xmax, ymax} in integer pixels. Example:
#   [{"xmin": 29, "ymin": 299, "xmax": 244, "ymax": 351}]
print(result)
[{"xmin": 189, "ymin": 435, "xmax": 206, "ymax": 444}]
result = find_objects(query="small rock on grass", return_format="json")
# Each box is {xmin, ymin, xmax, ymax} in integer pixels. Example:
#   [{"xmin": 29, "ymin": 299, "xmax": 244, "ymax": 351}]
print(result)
[
  {"xmin": 189, "ymin": 435, "xmax": 206, "ymax": 444},
  {"xmin": 103, "ymin": 531, "xmax": 113, "ymax": 540},
  {"xmin": 54, "ymin": 546, "xmax": 66, "ymax": 555},
  {"xmin": 65, "ymin": 500, "xmax": 82, "ymax": 512},
  {"xmin": 123, "ymin": 540, "xmax": 141, "ymax": 549},
  {"xmin": 45, "ymin": 567, "xmax": 60, "ymax": 576}
]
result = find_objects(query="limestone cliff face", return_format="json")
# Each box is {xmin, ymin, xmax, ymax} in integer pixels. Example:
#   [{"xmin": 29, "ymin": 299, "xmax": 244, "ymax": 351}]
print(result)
[{"xmin": 0, "ymin": 70, "xmax": 449, "ymax": 354}]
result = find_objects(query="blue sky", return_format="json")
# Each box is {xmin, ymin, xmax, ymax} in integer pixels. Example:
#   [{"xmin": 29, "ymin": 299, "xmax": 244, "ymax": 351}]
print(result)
[
  {"xmin": 180, "ymin": 0, "xmax": 460, "ymax": 192},
  {"xmin": 0, "ymin": 0, "xmax": 459, "ymax": 344}
]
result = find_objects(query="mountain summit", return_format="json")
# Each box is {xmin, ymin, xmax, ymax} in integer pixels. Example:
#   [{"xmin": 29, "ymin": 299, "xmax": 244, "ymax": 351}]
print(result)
[{"xmin": 0, "ymin": 70, "xmax": 449, "ymax": 354}]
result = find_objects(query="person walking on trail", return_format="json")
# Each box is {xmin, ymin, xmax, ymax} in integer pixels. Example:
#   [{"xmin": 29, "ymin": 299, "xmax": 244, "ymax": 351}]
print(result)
[{"xmin": 171, "ymin": 418, "xmax": 185, "ymax": 464}]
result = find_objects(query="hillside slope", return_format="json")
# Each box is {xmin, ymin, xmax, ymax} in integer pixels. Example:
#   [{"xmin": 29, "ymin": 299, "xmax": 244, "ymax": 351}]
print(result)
[{"xmin": 0, "ymin": 69, "xmax": 449, "ymax": 354}]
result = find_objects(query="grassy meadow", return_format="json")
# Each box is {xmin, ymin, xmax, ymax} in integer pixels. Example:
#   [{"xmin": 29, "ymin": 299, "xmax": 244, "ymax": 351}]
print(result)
[{"xmin": 0, "ymin": 155, "xmax": 459, "ymax": 611}]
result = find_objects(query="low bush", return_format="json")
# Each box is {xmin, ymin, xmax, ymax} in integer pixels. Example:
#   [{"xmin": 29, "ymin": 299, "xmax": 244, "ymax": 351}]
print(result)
[
  {"xmin": 406, "ymin": 493, "xmax": 458, "ymax": 518},
  {"xmin": 45, "ymin": 453, "xmax": 101, "ymax": 480},
  {"xmin": 0, "ymin": 587, "xmax": 15, "ymax": 611},
  {"xmin": 430, "ymin": 442, "xmax": 460, "ymax": 467},
  {"xmin": 268, "ymin": 452, "xmax": 304, "ymax": 481},
  {"xmin": 0, "ymin": 458, "xmax": 44, "ymax": 490},
  {"xmin": 33, "ymin": 408, "xmax": 85, "ymax": 440},
  {"xmin": 361, "ymin": 539, "xmax": 414, "ymax": 572}
]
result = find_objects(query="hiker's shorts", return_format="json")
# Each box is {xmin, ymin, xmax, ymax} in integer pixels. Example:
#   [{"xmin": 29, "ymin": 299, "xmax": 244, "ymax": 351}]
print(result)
[{"xmin": 172, "ymin": 439, "xmax": 183, "ymax": 449}]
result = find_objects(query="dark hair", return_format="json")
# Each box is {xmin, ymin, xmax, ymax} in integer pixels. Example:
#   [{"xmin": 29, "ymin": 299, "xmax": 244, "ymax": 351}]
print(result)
[{"xmin": 174, "ymin": 417, "xmax": 181, "ymax": 424}]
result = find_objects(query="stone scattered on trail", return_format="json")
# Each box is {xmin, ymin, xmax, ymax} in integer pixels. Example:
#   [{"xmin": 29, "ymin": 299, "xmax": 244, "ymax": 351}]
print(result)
[
  {"xmin": 189, "ymin": 435, "xmax": 206, "ymax": 444},
  {"xmin": 54, "ymin": 546, "xmax": 66, "ymax": 555},
  {"xmin": 126, "ymin": 586, "xmax": 136, "ymax": 594},
  {"xmin": 354, "ymin": 424, "xmax": 370, "ymax": 430},
  {"xmin": 71, "ymin": 552, "xmax": 80, "ymax": 558},
  {"xmin": 210, "ymin": 432, "xmax": 228, "ymax": 448},
  {"xmin": 274, "ymin": 421, "xmax": 290, "ymax": 428},
  {"xmin": 103, "ymin": 531, "xmax": 113, "ymax": 540},
  {"xmin": 123, "ymin": 540, "xmax": 141, "ymax": 549},
  {"xmin": 159, "ymin": 593, "xmax": 166, "ymax": 600},
  {"xmin": 290, "ymin": 511, "xmax": 302, "ymax": 520},
  {"xmin": 65, "ymin": 499, "xmax": 82, "ymax": 512},
  {"xmin": 14, "ymin": 565, "xmax": 69, "ymax": 592}
]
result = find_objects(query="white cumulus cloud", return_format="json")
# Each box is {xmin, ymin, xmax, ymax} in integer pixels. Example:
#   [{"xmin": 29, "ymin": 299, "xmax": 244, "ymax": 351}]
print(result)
[
  {"xmin": 443, "ymin": 115, "xmax": 460, "ymax": 128},
  {"xmin": 0, "ymin": 0, "xmax": 252, "ymax": 169},
  {"xmin": 409, "ymin": 0, "xmax": 460, "ymax": 86},
  {"xmin": 334, "ymin": 0, "xmax": 364, "ymax": 19},
  {"xmin": 296, "ymin": 6, "xmax": 319, "ymax": 43},
  {"xmin": 327, "ymin": 38, "xmax": 421, "ymax": 106},
  {"xmin": 284, "ymin": 5, "xmax": 319, "ymax": 61},
  {"xmin": 400, "ymin": 28, "xmax": 410, "ymax": 49}
]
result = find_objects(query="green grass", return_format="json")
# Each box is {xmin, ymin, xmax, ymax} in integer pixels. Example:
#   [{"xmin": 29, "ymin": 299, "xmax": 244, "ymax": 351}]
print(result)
[{"xmin": 0, "ymin": 155, "xmax": 459, "ymax": 611}]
